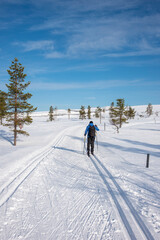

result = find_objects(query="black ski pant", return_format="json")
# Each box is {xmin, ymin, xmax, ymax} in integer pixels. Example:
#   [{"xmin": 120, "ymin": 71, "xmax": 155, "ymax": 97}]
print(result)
[{"xmin": 87, "ymin": 136, "xmax": 95, "ymax": 154}]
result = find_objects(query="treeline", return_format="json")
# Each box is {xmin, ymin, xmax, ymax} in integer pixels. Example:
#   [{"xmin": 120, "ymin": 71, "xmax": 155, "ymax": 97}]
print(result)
[
  {"xmin": 48, "ymin": 100, "xmax": 155, "ymax": 133},
  {"xmin": 48, "ymin": 105, "xmax": 105, "ymax": 122},
  {"xmin": 0, "ymin": 58, "xmax": 37, "ymax": 145}
]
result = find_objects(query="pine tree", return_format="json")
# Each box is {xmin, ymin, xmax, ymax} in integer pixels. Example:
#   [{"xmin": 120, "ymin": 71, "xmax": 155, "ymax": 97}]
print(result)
[
  {"xmin": 0, "ymin": 90, "xmax": 8, "ymax": 125},
  {"xmin": 146, "ymin": 103, "xmax": 153, "ymax": 116},
  {"xmin": 49, "ymin": 106, "xmax": 54, "ymax": 121},
  {"xmin": 102, "ymin": 108, "xmax": 106, "ymax": 113},
  {"xmin": 109, "ymin": 99, "xmax": 128, "ymax": 132},
  {"xmin": 109, "ymin": 102, "xmax": 114, "ymax": 118},
  {"xmin": 95, "ymin": 106, "xmax": 102, "ymax": 123},
  {"xmin": 68, "ymin": 108, "xmax": 71, "ymax": 119},
  {"xmin": 95, "ymin": 108, "xmax": 99, "ymax": 118},
  {"xmin": 79, "ymin": 106, "xmax": 86, "ymax": 119},
  {"xmin": 126, "ymin": 106, "xmax": 136, "ymax": 119},
  {"xmin": 98, "ymin": 106, "xmax": 102, "ymax": 123},
  {"xmin": 87, "ymin": 105, "xmax": 91, "ymax": 119},
  {"xmin": 6, "ymin": 58, "xmax": 37, "ymax": 146}
]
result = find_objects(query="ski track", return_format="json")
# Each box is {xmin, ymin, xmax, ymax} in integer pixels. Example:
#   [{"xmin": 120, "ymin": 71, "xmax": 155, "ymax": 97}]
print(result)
[
  {"xmin": 90, "ymin": 154, "xmax": 156, "ymax": 240},
  {"xmin": 0, "ymin": 134, "xmax": 65, "ymax": 208},
  {"xmin": 97, "ymin": 130, "xmax": 160, "ymax": 237},
  {"xmin": 0, "ymin": 123, "xmax": 159, "ymax": 239},
  {"xmin": 0, "ymin": 125, "xmax": 80, "ymax": 208}
]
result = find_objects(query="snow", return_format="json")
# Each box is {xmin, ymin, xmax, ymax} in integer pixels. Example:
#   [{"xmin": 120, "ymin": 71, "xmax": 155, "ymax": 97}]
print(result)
[{"xmin": 0, "ymin": 105, "xmax": 160, "ymax": 240}]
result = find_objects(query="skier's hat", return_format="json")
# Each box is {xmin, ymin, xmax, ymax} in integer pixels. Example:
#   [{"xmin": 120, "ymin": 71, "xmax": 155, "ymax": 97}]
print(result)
[{"xmin": 89, "ymin": 121, "xmax": 93, "ymax": 124}]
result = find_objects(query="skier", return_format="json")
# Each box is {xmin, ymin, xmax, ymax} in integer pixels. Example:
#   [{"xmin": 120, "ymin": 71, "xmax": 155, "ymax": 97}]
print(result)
[{"xmin": 84, "ymin": 121, "xmax": 99, "ymax": 157}]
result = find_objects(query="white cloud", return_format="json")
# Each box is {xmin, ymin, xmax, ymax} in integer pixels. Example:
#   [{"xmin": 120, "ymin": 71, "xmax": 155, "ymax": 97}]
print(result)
[
  {"xmin": 45, "ymin": 51, "xmax": 66, "ymax": 59},
  {"xmin": 29, "ymin": 79, "xmax": 141, "ymax": 91},
  {"xmin": 29, "ymin": 10, "xmax": 160, "ymax": 59},
  {"xmin": 3, "ymin": 0, "xmax": 159, "ymax": 59},
  {"xmin": 104, "ymin": 48, "xmax": 160, "ymax": 57},
  {"xmin": 13, "ymin": 40, "xmax": 54, "ymax": 52}
]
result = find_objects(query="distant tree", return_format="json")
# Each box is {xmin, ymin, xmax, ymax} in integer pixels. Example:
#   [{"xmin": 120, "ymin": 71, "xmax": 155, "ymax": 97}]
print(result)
[
  {"xmin": 109, "ymin": 99, "xmax": 128, "ymax": 133},
  {"xmin": 49, "ymin": 106, "xmax": 54, "ymax": 121},
  {"xmin": 126, "ymin": 106, "xmax": 136, "ymax": 119},
  {"xmin": 146, "ymin": 103, "xmax": 153, "ymax": 116},
  {"xmin": 87, "ymin": 105, "xmax": 91, "ymax": 119},
  {"xmin": 79, "ymin": 105, "xmax": 86, "ymax": 119},
  {"xmin": 5, "ymin": 58, "xmax": 37, "ymax": 146},
  {"xmin": 102, "ymin": 108, "xmax": 106, "ymax": 113},
  {"xmin": 68, "ymin": 108, "xmax": 71, "ymax": 119},
  {"xmin": 95, "ymin": 109, "xmax": 99, "ymax": 118},
  {"xmin": 95, "ymin": 106, "xmax": 102, "ymax": 123},
  {"xmin": 155, "ymin": 111, "xmax": 159, "ymax": 117},
  {"xmin": 109, "ymin": 102, "xmax": 114, "ymax": 118},
  {"xmin": 0, "ymin": 90, "xmax": 8, "ymax": 125}
]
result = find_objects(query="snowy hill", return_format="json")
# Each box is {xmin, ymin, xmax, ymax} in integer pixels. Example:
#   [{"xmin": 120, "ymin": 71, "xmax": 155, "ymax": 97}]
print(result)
[{"xmin": 0, "ymin": 105, "xmax": 160, "ymax": 239}]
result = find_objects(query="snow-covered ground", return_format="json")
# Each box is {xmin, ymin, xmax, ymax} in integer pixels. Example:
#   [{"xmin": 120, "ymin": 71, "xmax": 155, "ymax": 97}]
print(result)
[{"xmin": 0, "ymin": 105, "xmax": 160, "ymax": 240}]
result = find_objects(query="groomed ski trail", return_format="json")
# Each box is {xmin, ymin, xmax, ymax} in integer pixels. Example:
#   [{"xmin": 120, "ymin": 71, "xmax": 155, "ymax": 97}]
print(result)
[
  {"xmin": 0, "ymin": 124, "xmax": 159, "ymax": 240},
  {"xmin": 0, "ymin": 125, "xmax": 120, "ymax": 240}
]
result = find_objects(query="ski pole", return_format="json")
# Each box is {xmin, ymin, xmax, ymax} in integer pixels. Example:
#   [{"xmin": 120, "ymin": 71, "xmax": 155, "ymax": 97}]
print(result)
[
  {"xmin": 95, "ymin": 133, "xmax": 98, "ymax": 152},
  {"xmin": 83, "ymin": 136, "xmax": 86, "ymax": 154}
]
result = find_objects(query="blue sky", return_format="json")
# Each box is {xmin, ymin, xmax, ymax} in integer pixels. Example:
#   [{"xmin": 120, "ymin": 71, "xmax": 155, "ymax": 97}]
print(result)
[{"xmin": 0, "ymin": 0, "xmax": 160, "ymax": 111}]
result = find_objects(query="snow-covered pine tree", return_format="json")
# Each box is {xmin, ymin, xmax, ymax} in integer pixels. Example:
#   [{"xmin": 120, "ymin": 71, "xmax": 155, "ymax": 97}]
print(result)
[
  {"xmin": 146, "ymin": 103, "xmax": 153, "ymax": 116},
  {"xmin": 49, "ymin": 106, "xmax": 54, "ymax": 121},
  {"xmin": 87, "ymin": 105, "xmax": 91, "ymax": 119},
  {"xmin": 6, "ymin": 58, "xmax": 37, "ymax": 146},
  {"xmin": 79, "ymin": 106, "xmax": 86, "ymax": 119},
  {"xmin": 109, "ymin": 99, "xmax": 128, "ymax": 133},
  {"xmin": 0, "ymin": 90, "xmax": 8, "ymax": 125}
]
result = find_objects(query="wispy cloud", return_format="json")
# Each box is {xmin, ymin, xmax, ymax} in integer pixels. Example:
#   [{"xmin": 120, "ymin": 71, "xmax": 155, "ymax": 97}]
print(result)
[
  {"xmin": 13, "ymin": 40, "xmax": 54, "ymax": 52},
  {"xmin": 29, "ymin": 79, "xmax": 141, "ymax": 91},
  {"xmin": 45, "ymin": 51, "xmax": 66, "ymax": 59},
  {"xmin": 2, "ymin": 0, "xmax": 159, "ymax": 59},
  {"xmin": 104, "ymin": 48, "xmax": 160, "ymax": 57},
  {"xmin": 0, "ymin": 0, "xmax": 24, "ymax": 4},
  {"xmin": 32, "ymin": 12, "xmax": 160, "ymax": 59}
]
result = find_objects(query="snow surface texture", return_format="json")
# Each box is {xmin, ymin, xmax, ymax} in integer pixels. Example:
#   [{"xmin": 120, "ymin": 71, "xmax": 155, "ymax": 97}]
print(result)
[{"xmin": 0, "ymin": 105, "xmax": 160, "ymax": 240}]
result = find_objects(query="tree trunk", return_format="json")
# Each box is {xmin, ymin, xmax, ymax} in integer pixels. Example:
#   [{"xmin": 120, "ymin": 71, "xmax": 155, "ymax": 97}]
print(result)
[
  {"xmin": 14, "ymin": 89, "xmax": 17, "ymax": 146},
  {"xmin": 14, "ymin": 111, "xmax": 17, "ymax": 146}
]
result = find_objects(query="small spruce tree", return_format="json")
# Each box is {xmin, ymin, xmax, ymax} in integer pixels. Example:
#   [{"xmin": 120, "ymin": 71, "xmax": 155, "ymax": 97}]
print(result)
[
  {"xmin": 95, "ymin": 106, "xmax": 102, "ymax": 123},
  {"xmin": 109, "ymin": 99, "xmax": 128, "ymax": 133},
  {"xmin": 109, "ymin": 102, "xmax": 114, "ymax": 118},
  {"xmin": 97, "ymin": 106, "xmax": 102, "ymax": 123},
  {"xmin": 68, "ymin": 108, "xmax": 71, "ymax": 119},
  {"xmin": 49, "ymin": 106, "xmax": 54, "ymax": 121},
  {"xmin": 6, "ymin": 58, "xmax": 37, "ymax": 146},
  {"xmin": 87, "ymin": 105, "xmax": 91, "ymax": 119},
  {"xmin": 146, "ymin": 103, "xmax": 153, "ymax": 116},
  {"xmin": 79, "ymin": 106, "xmax": 86, "ymax": 119},
  {"xmin": 95, "ymin": 107, "xmax": 99, "ymax": 118},
  {"xmin": 126, "ymin": 106, "xmax": 136, "ymax": 119}
]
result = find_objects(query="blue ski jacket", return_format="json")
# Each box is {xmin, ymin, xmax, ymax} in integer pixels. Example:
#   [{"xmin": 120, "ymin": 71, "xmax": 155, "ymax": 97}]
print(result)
[{"xmin": 84, "ymin": 122, "xmax": 99, "ymax": 137}]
